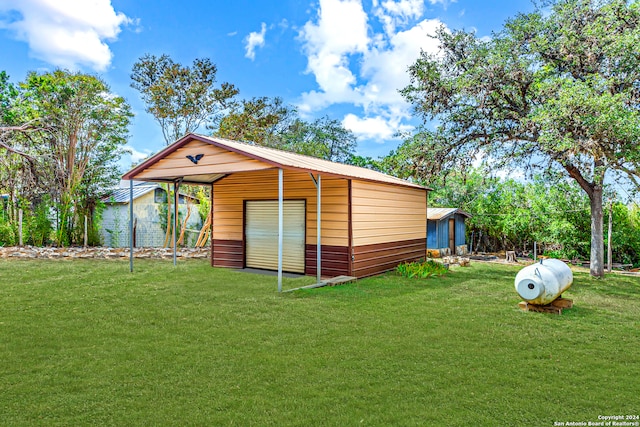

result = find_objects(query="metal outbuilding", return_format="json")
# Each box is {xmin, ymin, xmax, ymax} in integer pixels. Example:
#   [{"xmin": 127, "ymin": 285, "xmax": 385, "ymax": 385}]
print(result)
[
  {"xmin": 122, "ymin": 133, "xmax": 430, "ymax": 290},
  {"xmin": 426, "ymin": 208, "xmax": 471, "ymax": 256}
]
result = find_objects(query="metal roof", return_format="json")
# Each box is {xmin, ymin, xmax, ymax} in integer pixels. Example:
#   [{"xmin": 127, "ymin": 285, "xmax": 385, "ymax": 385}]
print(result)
[
  {"xmin": 123, "ymin": 133, "xmax": 430, "ymax": 190},
  {"xmin": 103, "ymin": 183, "xmax": 158, "ymax": 204},
  {"xmin": 427, "ymin": 207, "xmax": 471, "ymax": 220},
  {"xmin": 102, "ymin": 183, "xmax": 195, "ymax": 204}
]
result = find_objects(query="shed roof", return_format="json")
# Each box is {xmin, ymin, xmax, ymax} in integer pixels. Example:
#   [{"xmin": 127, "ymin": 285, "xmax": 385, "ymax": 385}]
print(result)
[
  {"xmin": 427, "ymin": 207, "xmax": 471, "ymax": 220},
  {"xmin": 103, "ymin": 183, "xmax": 157, "ymax": 204},
  {"xmin": 123, "ymin": 133, "xmax": 429, "ymax": 190},
  {"xmin": 102, "ymin": 183, "xmax": 193, "ymax": 204}
]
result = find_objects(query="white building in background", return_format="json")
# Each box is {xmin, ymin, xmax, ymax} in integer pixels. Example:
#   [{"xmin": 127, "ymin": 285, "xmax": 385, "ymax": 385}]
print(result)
[{"xmin": 101, "ymin": 181, "xmax": 202, "ymax": 248}]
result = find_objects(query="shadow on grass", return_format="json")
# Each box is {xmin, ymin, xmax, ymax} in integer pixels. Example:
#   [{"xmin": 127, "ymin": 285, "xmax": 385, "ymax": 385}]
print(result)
[
  {"xmin": 572, "ymin": 271, "xmax": 640, "ymax": 300},
  {"xmin": 288, "ymin": 266, "xmax": 475, "ymax": 301},
  {"xmin": 289, "ymin": 276, "xmax": 415, "ymax": 300}
]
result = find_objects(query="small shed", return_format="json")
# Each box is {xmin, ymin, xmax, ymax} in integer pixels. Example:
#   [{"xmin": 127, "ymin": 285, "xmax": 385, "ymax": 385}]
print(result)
[
  {"xmin": 122, "ymin": 133, "xmax": 430, "ymax": 286},
  {"xmin": 427, "ymin": 208, "xmax": 471, "ymax": 257},
  {"xmin": 101, "ymin": 182, "xmax": 201, "ymax": 247}
]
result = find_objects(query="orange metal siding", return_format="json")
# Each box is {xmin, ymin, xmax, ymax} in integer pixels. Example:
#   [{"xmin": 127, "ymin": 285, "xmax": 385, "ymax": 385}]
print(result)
[
  {"xmin": 351, "ymin": 180, "xmax": 427, "ymax": 247},
  {"xmin": 213, "ymin": 169, "xmax": 349, "ymax": 247}
]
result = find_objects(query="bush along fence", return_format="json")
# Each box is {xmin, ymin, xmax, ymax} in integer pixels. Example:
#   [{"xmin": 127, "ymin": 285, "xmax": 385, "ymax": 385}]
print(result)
[{"xmin": 0, "ymin": 203, "xmax": 209, "ymax": 249}]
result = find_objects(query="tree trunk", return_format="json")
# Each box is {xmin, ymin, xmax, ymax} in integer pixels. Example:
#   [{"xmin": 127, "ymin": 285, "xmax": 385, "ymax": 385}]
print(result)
[{"xmin": 589, "ymin": 186, "xmax": 605, "ymax": 278}]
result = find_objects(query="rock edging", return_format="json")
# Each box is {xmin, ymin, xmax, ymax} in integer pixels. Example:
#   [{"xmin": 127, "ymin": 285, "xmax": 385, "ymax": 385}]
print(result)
[{"xmin": 0, "ymin": 246, "xmax": 210, "ymax": 260}]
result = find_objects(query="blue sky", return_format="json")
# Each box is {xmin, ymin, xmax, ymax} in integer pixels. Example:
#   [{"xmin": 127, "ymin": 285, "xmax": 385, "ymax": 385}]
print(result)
[{"xmin": 0, "ymin": 0, "xmax": 537, "ymax": 169}]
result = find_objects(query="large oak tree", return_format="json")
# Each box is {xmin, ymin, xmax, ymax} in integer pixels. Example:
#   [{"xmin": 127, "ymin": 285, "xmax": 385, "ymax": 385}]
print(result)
[{"xmin": 401, "ymin": 0, "xmax": 640, "ymax": 277}]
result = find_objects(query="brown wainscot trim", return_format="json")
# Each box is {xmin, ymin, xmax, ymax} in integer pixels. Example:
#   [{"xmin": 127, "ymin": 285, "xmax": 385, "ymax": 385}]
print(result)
[
  {"xmin": 305, "ymin": 244, "xmax": 350, "ymax": 278},
  {"xmin": 213, "ymin": 239, "xmax": 244, "ymax": 268},
  {"xmin": 352, "ymin": 238, "xmax": 426, "ymax": 278}
]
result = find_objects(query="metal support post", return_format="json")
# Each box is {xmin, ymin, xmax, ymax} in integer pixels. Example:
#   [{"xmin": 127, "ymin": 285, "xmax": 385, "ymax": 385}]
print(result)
[
  {"xmin": 173, "ymin": 180, "xmax": 180, "ymax": 266},
  {"xmin": 129, "ymin": 180, "xmax": 134, "ymax": 272},
  {"xmin": 317, "ymin": 174, "xmax": 321, "ymax": 284},
  {"xmin": 278, "ymin": 169, "xmax": 284, "ymax": 292}
]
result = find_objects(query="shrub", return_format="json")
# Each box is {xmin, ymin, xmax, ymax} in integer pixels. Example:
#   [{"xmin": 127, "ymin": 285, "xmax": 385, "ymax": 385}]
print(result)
[
  {"xmin": 396, "ymin": 259, "xmax": 449, "ymax": 279},
  {"xmin": 28, "ymin": 199, "xmax": 53, "ymax": 246},
  {"xmin": 543, "ymin": 248, "xmax": 581, "ymax": 261},
  {"xmin": 0, "ymin": 221, "xmax": 16, "ymax": 246}
]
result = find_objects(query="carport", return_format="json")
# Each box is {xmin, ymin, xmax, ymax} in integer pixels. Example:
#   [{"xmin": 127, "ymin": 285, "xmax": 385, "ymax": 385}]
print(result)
[{"xmin": 122, "ymin": 133, "xmax": 430, "ymax": 291}]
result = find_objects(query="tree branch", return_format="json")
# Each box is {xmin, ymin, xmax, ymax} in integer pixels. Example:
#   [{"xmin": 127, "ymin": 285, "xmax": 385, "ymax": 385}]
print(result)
[
  {"xmin": 0, "ymin": 122, "xmax": 43, "ymax": 163},
  {"xmin": 563, "ymin": 162, "xmax": 594, "ymax": 198}
]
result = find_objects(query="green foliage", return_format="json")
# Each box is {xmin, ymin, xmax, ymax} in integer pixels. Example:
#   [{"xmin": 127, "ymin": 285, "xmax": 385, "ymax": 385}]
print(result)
[
  {"xmin": 0, "ymin": 220, "xmax": 16, "ymax": 246},
  {"xmin": 26, "ymin": 198, "xmax": 53, "ymax": 246},
  {"xmin": 215, "ymin": 96, "xmax": 296, "ymax": 145},
  {"xmin": 400, "ymin": 0, "xmax": 640, "ymax": 277},
  {"xmin": 419, "ymin": 167, "xmax": 632, "ymax": 263},
  {"xmin": 345, "ymin": 154, "xmax": 382, "ymax": 170},
  {"xmin": 131, "ymin": 54, "xmax": 238, "ymax": 144},
  {"xmin": 195, "ymin": 186, "xmax": 210, "ymax": 222},
  {"xmin": 214, "ymin": 96, "xmax": 358, "ymax": 162},
  {"xmin": 608, "ymin": 202, "xmax": 640, "ymax": 266},
  {"xmin": 0, "ymin": 69, "xmax": 132, "ymax": 247},
  {"xmin": 283, "ymin": 116, "xmax": 358, "ymax": 163},
  {"xmin": 0, "ymin": 71, "xmax": 20, "ymax": 125},
  {"xmin": 396, "ymin": 259, "xmax": 449, "ymax": 278}
]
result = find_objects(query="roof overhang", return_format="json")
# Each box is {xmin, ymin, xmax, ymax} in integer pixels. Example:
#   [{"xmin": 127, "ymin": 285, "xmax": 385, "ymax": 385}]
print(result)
[
  {"xmin": 123, "ymin": 133, "xmax": 431, "ymax": 191},
  {"xmin": 427, "ymin": 207, "xmax": 472, "ymax": 220}
]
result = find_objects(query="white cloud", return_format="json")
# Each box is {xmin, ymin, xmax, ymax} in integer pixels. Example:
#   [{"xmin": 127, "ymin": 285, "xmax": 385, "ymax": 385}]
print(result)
[
  {"xmin": 298, "ymin": 0, "xmax": 370, "ymax": 111},
  {"xmin": 360, "ymin": 18, "xmax": 443, "ymax": 111},
  {"xmin": 374, "ymin": 0, "xmax": 425, "ymax": 34},
  {"xmin": 0, "ymin": 0, "xmax": 131, "ymax": 71},
  {"xmin": 343, "ymin": 113, "xmax": 413, "ymax": 141},
  {"xmin": 244, "ymin": 22, "xmax": 267, "ymax": 60},
  {"xmin": 298, "ymin": 0, "xmax": 445, "ymax": 143},
  {"xmin": 124, "ymin": 145, "xmax": 152, "ymax": 164},
  {"xmin": 278, "ymin": 19, "xmax": 289, "ymax": 30}
]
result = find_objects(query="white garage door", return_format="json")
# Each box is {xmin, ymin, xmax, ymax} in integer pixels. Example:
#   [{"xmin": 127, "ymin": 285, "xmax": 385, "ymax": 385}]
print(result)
[{"xmin": 245, "ymin": 200, "xmax": 305, "ymax": 273}]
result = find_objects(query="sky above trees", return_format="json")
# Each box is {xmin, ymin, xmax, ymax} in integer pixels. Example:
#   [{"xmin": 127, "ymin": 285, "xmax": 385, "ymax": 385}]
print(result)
[{"xmin": 0, "ymin": 0, "xmax": 536, "ymax": 166}]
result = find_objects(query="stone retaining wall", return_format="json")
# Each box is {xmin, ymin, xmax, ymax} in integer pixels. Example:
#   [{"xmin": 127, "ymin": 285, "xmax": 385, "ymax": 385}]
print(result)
[{"xmin": 0, "ymin": 246, "xmax": 210, "ymax": 260}]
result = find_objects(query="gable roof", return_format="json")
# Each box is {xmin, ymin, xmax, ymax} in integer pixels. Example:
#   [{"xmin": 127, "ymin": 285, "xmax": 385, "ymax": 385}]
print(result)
[
  {"xmin": 427, "ymin": 207, "xmax": 471, "ymax": 220},
  {"xmin": 122, "ymin": 133, "xmax": 429, "ymax": 190}
]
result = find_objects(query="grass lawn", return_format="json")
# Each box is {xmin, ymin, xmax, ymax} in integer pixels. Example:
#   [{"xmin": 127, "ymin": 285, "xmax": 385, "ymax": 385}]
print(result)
[{"xmin": 1, "ymin": 259, "xmax": 638, "ymax": 426}]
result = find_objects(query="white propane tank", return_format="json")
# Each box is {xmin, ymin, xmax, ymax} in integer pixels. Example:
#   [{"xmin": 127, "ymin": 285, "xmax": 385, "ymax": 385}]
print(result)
[{"xmin": 514, "ymin": 258, "xmax": 573, "ymax": 305}]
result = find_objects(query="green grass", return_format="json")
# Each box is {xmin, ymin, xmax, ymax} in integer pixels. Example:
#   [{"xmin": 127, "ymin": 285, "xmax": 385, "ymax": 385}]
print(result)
[{"xmin": 1, "ymin": 259, "xmax": 638, "ymax": 426}]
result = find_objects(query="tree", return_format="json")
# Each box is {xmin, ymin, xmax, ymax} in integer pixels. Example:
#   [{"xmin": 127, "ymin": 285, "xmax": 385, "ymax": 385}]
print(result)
[
  {"xmin": 400, "ymin": 0, "xmax": 640, "ymax": 277},
  {"xmin": 420, "ymin": 166, "xmax": 593, "ymax": 257},
  {"xmin": 22, "ymin": 70, "xmax": 132, "ymax": 245},
  {"xmin": 0, "ymin": 71, "xmax": 40, "ymax": 171},
  {"xmin": 215, "ymin": 96, "xmax": 358, "ymax": 162},
  {"xmin": 131, "ymin": 54, "xmax": 238, "ymax": 143},
  {"xmin": 131, "ymin": 54, "xmax": 238, "ymax": 247},
  {"xmin": 215, "ymin": 96, "xmax": 296, "ymax": 145},
  {"xmin": 285, "ymin": 116, "xmax": 358, "ymax": 163}
]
